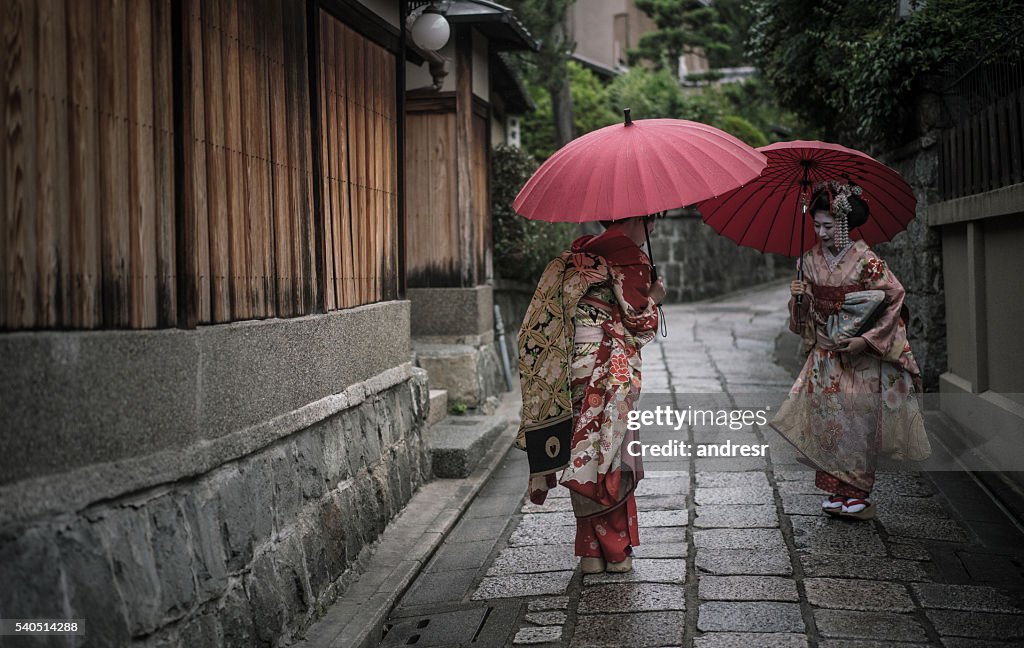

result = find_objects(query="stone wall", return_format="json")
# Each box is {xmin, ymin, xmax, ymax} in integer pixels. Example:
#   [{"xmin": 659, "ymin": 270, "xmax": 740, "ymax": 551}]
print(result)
[
  {"xmin": 0, "ymin": 301, "xmax": 432, "ymax": 647},
  {"xmin": 0, "ymin": 367, "xmax": 430, "ymax": 647},
  {"xmin": 875, "ymin": 137, "xmax": 947, "ymax": 392},
  {"xmin": 651, "ymin": 213, "xmax": 792, "ymax": 303}
]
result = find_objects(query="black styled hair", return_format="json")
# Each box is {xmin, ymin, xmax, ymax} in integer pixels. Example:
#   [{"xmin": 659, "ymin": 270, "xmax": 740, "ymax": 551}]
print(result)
[{"xmin": 808, "ymin": 188, "xmax": 869, "ymax": 230}]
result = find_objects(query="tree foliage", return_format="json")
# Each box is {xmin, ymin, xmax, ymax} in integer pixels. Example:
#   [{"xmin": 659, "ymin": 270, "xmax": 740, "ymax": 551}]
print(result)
[
  {"xmin": 521, "ymin": 62, "xmax": 619, "ymax": 160},
  {"xmin": 748, "ymin": 0, "xmax": 1024, "ymax": 147},
  {"xmin": 503, "ymin": 0, "xmax": 577, "ymax": 146},
  {"xmin": 629, "ymin": 0, "xmax": 732, "ymax": 71}
]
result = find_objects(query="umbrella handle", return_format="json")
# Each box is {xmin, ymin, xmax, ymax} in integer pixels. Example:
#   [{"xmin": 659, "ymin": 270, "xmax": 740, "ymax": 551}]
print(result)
[{"xmin": 643, "ymin": 216, "xmax": 668, "ymax": 337}]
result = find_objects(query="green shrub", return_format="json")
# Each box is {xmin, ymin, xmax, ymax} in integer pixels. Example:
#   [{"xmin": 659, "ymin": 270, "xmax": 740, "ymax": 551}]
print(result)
[
  {"xmin": 715, "ymin": 114, "xmax": 769, "ymax": 147},
  {"xmin": 492, "ymin": 144, "xmax": 578, "ymax": 284}
]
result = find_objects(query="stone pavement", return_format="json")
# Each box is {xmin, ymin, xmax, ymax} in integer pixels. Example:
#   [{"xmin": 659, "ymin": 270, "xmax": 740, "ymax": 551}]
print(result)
[{"xmin": 377, "ymin": 282, "xmax": 1024, "ymax": 648}]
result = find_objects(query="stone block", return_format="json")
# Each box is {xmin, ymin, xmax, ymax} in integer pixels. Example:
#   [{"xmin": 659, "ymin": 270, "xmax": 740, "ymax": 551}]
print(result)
[
  {"xmin": 514, "ymin": 626, "xmax": 563, "ymax": 644},
  {"xmin": 246, "ymin": 552, "xmax": 288, "ymax": 645},
  {"xmin": 638, "ymin": 510, "xmax": 689, "ymax": 527},
  {"xmin": 426, "ymin": 416, "xmax": 506, "ymax": 478},
  {"xmin": 216, "ymin": 468, "xmax": 257, "ymax": 571},
  {"xmin": 319, "ymin": 415, "xmax": 350, "ymax": 486},
  {"xmin": 633, "ymin": 543, "xmax": 687, "ymax": 558},
  {"xmin": 694, "ymin": 487, "xmax": 774, "ymax": 505},
  {"xmin": 271, "ymin": 445, "xmax": 302, "ymax": 532},
  {"xmin": 179, "ymin": 613, "xmax": 222, "ymax": 648},
  {"xmin": 926, "ymin": 610, "xmax": 1024, "ymax": 640},
  {"xmin": 584, "ymin": 559, "xmax": 686, "ymax": 585},
  {"xmin": 415, "ymin": 342, "xmax": 504, "ymax": 407},
  {"xmin": 789, "ymin": 516, "xmax": 886, "ymax": 556},
  {"xmin": 219, "ymin": 584, "xmax": 257, "ymax": 647},
  {"xmin": 294, "ymin": 431, "xmax": 328, "ymax": 501},
  {"xmin": 0, "ymin": 527, "xmax": 65, "ymax": 620},
  {"xmin": 569, "ymin": 611, "xmax": 684, "ymax": 647},
  {"xmin": 695, "ymin": 549, "xmax": 793, "ymax": 576},
  {"xmin": 636, "ymin": 494, "xmax": 688, "ymax": 511},
  {"xmin": 275, "ymin": 536, "xmax": 313, "ymax": 620},
  {"xmin": 578, "ymin": 583, "xmax": 686, "ymax": 614},
  {"xmin": 698, "ymin": 601, "xmax": 804, "ymax": 633},
  {"xmin": 488, "ymin": 544, "xmax": 578, "ymax": 576},
  {"xmin": 472, "ymin": 571, "xmax": 575, "ymax": 600},
  {"xmin": 528, "ymin": 596, "xmax": 570, "ymax": 612},
  {"xmin": 150, "ymin": 495, "xmax": 198, "ymax": 619},
  {"xmin": 804, "ymin": 578, "xmax": 915, "ymax": 612},
  {"xmin": 428, "ymin": 389, "xmax": 449, "ymax": 425},
  {"xmin": 524, "ymin": 610, "xmax": 567, "ymax": 626},
  {"xmin": 696, "ymin": 471, "xmax": 771, "ymax": 489},
  {"xmin": 695, "ymin": 633, "xmax": 808, "ymax": 648},
  {"xmin": 814, "ymin": 609, "xmax": 927, "ymax": 642},
  {"xmin": 799, "ymin": 553, "xmax": 929, "ymax": 582},
  {"xmin": 57, "ymin": 523, "xmax": 131, "ymax": 646},
  {"xmin": 97, "ymin": 507, "xmax": 164, "ymax": 634},
  {"xmin": 408, "ymin": 285, "xmax": 493, "ymax": 337},
  {"xmin": 912, "ymin": 583, "xmax": 1022, "ymax": 613},
  {"xmin": 698, "ymin": 576, "xmax": 799, "ymax": 602},
  {"xmin": 300, "ymin": 520, "xmax": 330, "ymax": 596},
  {"xmin": 694, "ymin": 505, "xmax": 778, "ymax": 528},
  {"xmin": 693, "ymin": 528, "xmax": 785, "ymax": 550},
  {"xmin": 317, "ymin": 495, "xmax": 349, "ymax": 581}
]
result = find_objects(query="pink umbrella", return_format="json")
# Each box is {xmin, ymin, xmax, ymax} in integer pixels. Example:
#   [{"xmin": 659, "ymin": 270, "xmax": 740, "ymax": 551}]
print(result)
[{"xmin": 513, "ymin": 112, "xmax": 768, "ymax": 224}]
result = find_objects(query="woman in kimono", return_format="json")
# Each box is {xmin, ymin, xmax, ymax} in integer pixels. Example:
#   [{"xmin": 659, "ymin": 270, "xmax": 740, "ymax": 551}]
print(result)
[
  {"xmin": 771, "ymin": 181, "xmax": 929, "ymax": 520},
  {"xmin": 517, "ymin": 217, "xmax": 664, "ymax": 573}
]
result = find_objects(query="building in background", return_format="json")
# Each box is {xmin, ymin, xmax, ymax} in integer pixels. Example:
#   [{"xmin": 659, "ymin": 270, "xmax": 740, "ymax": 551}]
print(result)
[{"xmin": 567, "ymin": 0, "xmax": 709, "ymax": 81}]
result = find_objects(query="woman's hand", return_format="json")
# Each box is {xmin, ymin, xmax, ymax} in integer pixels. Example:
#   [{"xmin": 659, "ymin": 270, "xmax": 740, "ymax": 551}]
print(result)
[
  {"xmin": 790, "ymin": 280, "xmax": 810, "ymax": 297},
  {"xmin": 649, "ymin": 277, "xmax": 666, "ymax": 305},
  {"xmin": 836, "ymin": 336, "xmax": 867, "ymax": 357}
]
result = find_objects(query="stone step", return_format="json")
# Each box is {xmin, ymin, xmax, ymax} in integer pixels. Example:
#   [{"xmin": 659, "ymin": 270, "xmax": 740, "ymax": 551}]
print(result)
[
  {"xmin": 427, "ymin": 389, "xmax": 448, "ymax": 426},
  {"xmin": 426, "ymin": 415, "xmax": 508, "ymax": 478}
]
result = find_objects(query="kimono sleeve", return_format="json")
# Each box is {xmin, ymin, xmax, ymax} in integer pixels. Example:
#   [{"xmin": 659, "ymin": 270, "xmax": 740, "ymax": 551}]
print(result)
[{"xmin": 857, "ymin": 252, "xmax": 906, "ymax": 356}]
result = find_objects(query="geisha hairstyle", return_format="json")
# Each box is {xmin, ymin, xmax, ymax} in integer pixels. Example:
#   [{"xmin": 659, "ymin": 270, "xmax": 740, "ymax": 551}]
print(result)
[{"xmin": 809, "ymin": 183, "xmax": 870, "ymax": 249}]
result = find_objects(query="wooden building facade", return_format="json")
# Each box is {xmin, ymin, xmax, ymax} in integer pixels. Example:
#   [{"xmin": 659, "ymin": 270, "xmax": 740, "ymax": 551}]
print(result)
[{"xmin": 1, "ymin": 0, "xmax": 401, "ymax": 331}]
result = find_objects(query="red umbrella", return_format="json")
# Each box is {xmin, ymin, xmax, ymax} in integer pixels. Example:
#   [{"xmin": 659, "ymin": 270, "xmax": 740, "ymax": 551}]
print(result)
[
  {"xmin": 695, "ymin": 140, "xmax": 917, "ymax": 258},
  {"xmin": 513, "ymin": 112, "xmax": 768, "ymax": 224}
]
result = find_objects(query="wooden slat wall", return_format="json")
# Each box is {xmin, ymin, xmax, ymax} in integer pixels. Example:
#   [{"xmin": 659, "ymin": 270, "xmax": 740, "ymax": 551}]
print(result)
[
  {"xmin": 939, "ymin": 84, "xmax": 1024, "ymax": 200},
  {"xmin": 318, "ymin": 12, "xmax": 398, "ymax": 309},
  {"xmin": 182, "ymin": 0, "xmax": 318, "ymax": 325},
  {"xmin": 2, "ymin": 0, "xmax": 396, "ymax": 331},
  {"xmin": 404, "ymin": 109, "xmax": 459, "ymax": 287},
  {"xmin": 1, "ymin": 0, "xmax": 175, "ymax": 330}
]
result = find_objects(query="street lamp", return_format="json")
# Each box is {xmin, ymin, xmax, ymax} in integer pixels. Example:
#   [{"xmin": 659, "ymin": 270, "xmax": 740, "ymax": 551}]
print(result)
[{"xmin": 410, "ymin": 3, "xmax": 450, "ymax": 52}]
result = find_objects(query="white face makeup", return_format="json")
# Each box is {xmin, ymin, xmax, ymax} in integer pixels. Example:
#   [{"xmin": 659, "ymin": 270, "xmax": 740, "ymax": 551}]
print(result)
[{"xmin": 813, "ymin": 210, "xmax": 836, "ymax": 247}]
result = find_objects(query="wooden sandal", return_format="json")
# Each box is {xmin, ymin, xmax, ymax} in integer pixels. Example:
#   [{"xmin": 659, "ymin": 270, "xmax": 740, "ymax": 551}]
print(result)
[{"xmin": 839, "ymin": 498, "xmax": 875, "ymax": 520}]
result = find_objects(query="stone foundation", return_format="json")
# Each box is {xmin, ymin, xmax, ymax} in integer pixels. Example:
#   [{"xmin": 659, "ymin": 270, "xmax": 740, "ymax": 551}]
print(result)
[{"xmin": 0, "ymin": 367, "xmax": 430, "ymax": 647}]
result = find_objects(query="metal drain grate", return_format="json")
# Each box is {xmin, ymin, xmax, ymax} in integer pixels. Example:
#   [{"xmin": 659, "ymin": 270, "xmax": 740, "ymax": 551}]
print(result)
[
  {"xmin": 380, "ymin": 603, "xmax": 520, "ymax": 648},
  {"xmin": 380, "ymin": 608, "xmax": 487, "ymax": 647}
]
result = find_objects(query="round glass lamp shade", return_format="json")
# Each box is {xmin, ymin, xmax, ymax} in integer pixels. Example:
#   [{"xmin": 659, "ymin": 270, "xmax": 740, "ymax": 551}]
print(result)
[{"xmin": 411, "ymin": 10, "xmax": 450, "ymax": 51}]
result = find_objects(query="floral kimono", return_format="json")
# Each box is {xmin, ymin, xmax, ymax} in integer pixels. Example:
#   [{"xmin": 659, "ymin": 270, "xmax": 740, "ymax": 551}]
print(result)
[
  {"xmin": 517, "ymin": 229, "xmax": 659, "ymax": 561},
  {"xmin": 770, "ymin": 240, "xmax": 930, "ymax": 496}
]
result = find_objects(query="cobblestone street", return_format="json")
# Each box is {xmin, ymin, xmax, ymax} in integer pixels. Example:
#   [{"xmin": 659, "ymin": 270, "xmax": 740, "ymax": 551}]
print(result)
[{"xmin": 379, "ymin": 282, "xmax": 1024, "ymax": 648}]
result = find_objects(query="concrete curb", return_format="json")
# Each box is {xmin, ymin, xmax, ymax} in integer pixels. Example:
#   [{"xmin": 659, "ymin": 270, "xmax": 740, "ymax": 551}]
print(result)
[{"xmin": 297, "ymin": 391, "xmax": 522, "ymax": 648}]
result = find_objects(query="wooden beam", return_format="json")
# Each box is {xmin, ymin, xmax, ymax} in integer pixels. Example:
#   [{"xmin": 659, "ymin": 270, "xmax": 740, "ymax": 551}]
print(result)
[{"xmin": 455, "ymin": 27, "xmax": 474, "ymax": 287}]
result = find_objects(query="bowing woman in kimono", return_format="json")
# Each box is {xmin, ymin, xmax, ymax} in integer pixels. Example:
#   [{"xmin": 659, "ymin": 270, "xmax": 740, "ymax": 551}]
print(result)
[
  {"xmin": 771, "ymin": 181, "xmax": 929, "ymax": 520},
  {"xmin": 517, "ymin": 217, "xmax": 664, "ymax": 573}
]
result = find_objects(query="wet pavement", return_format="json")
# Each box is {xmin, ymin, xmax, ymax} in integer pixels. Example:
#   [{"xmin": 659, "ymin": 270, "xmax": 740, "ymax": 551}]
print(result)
[{"xmin": 378, "ymin": 282, "xmax": 1024, "ymax": 647}]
